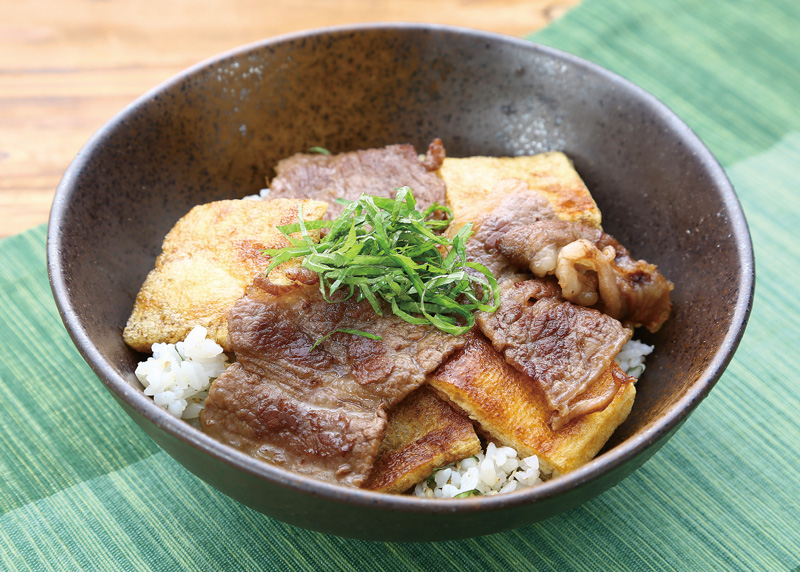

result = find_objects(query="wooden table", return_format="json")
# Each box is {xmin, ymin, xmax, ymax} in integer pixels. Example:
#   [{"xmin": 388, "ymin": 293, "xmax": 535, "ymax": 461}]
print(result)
[{"xmin": 0, "ymin": 0, "xmax": 579, "ymax": 239}]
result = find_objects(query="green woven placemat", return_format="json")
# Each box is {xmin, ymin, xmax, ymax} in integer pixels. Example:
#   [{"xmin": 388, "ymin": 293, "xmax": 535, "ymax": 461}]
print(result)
[{"xmin": 2, "ymin": 0, "xmax": 799, "ymax": 569}]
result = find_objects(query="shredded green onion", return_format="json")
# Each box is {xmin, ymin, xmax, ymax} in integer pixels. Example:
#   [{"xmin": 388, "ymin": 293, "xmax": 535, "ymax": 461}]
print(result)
[
  {"xmin": 308, "ymin": 146, "xmax": 332, "ymax": 155},
  {"xmin": 262, "ymin": 186, "xmax": 500, "ymax": 336}
]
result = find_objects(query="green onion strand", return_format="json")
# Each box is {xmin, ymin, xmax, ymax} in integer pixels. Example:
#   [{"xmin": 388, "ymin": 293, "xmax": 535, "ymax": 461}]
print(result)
[
  {"xmin": 308, "ymin": 146, "xmax": 332, "ymax": 155},
  {"xmin": 262, "ymin": 186, "xmax": 500, "ymax": 337}
]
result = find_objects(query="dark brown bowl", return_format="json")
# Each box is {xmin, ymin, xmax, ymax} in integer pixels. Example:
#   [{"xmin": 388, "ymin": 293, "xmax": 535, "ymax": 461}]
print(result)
[{"xmin": 47, "ymin": 23, "xmax": 754, "ymax": 541}]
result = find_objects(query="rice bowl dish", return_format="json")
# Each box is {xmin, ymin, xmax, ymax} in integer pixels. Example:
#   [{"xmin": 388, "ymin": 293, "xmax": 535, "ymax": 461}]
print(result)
[
  {"xmin": 124, "ymin": 141, "xmax": 673, "ymax": 497},
  {"xmin": 47, "ymin": 24, "xmax": 754, "ymax": 540}
]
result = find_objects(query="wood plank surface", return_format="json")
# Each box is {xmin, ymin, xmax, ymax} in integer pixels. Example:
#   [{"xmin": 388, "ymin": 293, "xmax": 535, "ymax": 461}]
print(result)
[{"xmin": 0, "ymin": 0, "xmax": 579, "ymax": 238}]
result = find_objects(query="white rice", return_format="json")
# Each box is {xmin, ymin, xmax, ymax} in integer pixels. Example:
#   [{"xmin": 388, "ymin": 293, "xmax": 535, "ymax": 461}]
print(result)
[
  {"xmin": 615, "ymin": 338, "xmax": 654, "ymax": 378},
  {"xmin": 242, "ymin": 187, "xmax": 271, "ymax": 201},
  {"xmin": 413, "ymin": 442, "xmax": 542, "ymax": 498},
  {"xmin": 134, "ymin": 326, "xmax": 229, "ymax": 419}
]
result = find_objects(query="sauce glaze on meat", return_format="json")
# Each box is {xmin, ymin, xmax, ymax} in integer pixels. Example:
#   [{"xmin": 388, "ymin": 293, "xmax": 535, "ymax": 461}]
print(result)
[
  {"xmin": 201, "ymin": 271, "xmax": 464, "ymax": 487},
  {"xmin": 268, "ymin": 140, "xmax": 447, "ymax": 220},
  {"xmin": 462, "ymin": 185, "xmax": 671, "ymax": 429}
]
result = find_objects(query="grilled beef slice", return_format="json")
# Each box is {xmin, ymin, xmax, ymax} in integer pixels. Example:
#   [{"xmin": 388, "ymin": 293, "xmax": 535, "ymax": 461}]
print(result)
[
  {"xmin": 457, "ymin": 182, "xmax": 559, "ymax": 281},
  {"xmin": 268, "ymin": 140, "xmax": 447, "ymax": 220},
  {"xmin": 477, "ymin": 279, "xmax": 631, "ymax": 430},
  {"xmin": 462, "ymin": 194, "xmax": 636, "ymax": 429},
  {"xmin": 498, "ymin": 220, "xmax": 673, "ymax": 332},
  {"xmin": 201, "ymin": 272, "xmax": 464, "ymax": 487}
]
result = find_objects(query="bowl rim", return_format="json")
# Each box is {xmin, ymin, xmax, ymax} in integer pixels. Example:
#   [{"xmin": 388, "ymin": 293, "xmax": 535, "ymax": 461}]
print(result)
[{"xmin": 47, "ymin": 22, "xmax": 755, "ymax": 515}]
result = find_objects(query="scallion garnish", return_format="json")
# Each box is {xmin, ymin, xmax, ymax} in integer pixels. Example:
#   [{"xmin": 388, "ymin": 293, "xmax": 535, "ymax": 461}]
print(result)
[
  {"xmin": 262, "ymin": 186, "xmax": 499, "ymax": 336},
  {"xmin": 426, "ymin": 469, "xmax": 443, "ymax": 489},
  {"xmin": 308, "ymin": 146, "xmax": 332, "ymax": 155}
]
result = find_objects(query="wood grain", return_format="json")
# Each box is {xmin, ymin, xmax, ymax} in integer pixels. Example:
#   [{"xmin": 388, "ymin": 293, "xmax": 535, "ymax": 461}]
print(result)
[{"xmin": 0, "ymin": 0, "xmax": 579, "ymax": 238}]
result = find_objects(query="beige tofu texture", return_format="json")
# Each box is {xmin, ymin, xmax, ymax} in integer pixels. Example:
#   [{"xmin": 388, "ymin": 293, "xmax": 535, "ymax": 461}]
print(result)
[
  {"xmin": 123, "ymin": 198, "xmax": 327, "ymax": 353},
  {"xmin": 436, "ymin": 151, "xmax": 602, "ymax": 230},
  {"xmin": 362, "ymin": 386, "xmax": 481, "ymax": 494},
  {"xmin": 428, "ymin": 333, "xmax": 636, "ymax": 477}
]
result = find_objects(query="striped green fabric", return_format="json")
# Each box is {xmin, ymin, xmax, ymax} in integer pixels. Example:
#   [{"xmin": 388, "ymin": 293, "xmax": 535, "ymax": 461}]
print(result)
[{"xmin": 2, "ymin": 0, "xmax": 799, "ymax": 569}]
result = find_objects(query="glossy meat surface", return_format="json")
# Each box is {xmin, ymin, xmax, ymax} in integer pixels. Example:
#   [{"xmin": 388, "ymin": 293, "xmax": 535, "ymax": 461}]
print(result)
[
  {"xmin": 268, "ymin": 140, "xmax": 447, "ymax": 220},
  {"xmin": 499, "ymin": 220, "xmax": 674, "ymax": 331},
  {"xmin": 202, "ymin": 275, "xmax": 464, "ymax": 487},
  {"xmin": 477, "ymin": 279, "xmax": 631, "ymax": 430}
]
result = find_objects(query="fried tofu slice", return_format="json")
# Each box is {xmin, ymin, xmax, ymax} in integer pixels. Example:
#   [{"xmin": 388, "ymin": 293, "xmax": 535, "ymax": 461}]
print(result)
[
  {"xmin": 437, "ymin": 152, "xmax": 602, "ymax": 230},
  {"xmin": 363, "ymin": 386, "xmax": 481, "ymax": 493},
  {"xmin": 428, "ymin": 332, "xmax": 635, "ymax": 477},
  {"xmin": 123, "ymin": 198, "xmax": 327, "ymax": 353}
]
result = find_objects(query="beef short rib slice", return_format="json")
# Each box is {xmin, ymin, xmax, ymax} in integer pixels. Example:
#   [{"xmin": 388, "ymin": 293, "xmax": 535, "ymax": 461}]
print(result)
[
  {"xmin": 267, "ymin": 140, "xmax": 447, "ymax": 220},
  {"xmin": 477, "ymin": 278, "xmax": 631, "ymax": 430},
  {"xmin": 202, "ymin": 362, "xmax": 387, "ymax": 484},
  {"xmin": 498, "ymin": 220, "xmax": 673, "ymax": 332},
  {"xmin": 201, "ymin": 274, "xmax": 464, "ymax": 487},
  {"xmin": 459, "ymin": 183, "xmax": 559, "ymax": 282}
]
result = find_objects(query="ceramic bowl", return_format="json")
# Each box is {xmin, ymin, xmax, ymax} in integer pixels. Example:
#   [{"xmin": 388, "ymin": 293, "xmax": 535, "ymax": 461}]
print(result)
[{"xmin": 47, "ymin": 24, "xmax": 754, "ymax": 541}]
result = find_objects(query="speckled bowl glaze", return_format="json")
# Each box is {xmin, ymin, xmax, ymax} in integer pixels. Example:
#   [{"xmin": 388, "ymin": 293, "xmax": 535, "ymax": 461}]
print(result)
[{"xmin": 48, "ymin": 24, "xmax": 754, "ymax": 541}]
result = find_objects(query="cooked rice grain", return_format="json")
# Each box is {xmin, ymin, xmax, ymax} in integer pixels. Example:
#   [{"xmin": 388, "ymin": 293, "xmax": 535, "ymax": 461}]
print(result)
[
  {"xmin": 615, "ymin": 338, "xmax": 654, "ymax": 378},
  {"xmin": 135, "ymin": 326, "xmax": 228, "ymax": 419},
  {"xmin": 413, "ymin": 442, "xmax": 542, "ymax": 498}
]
